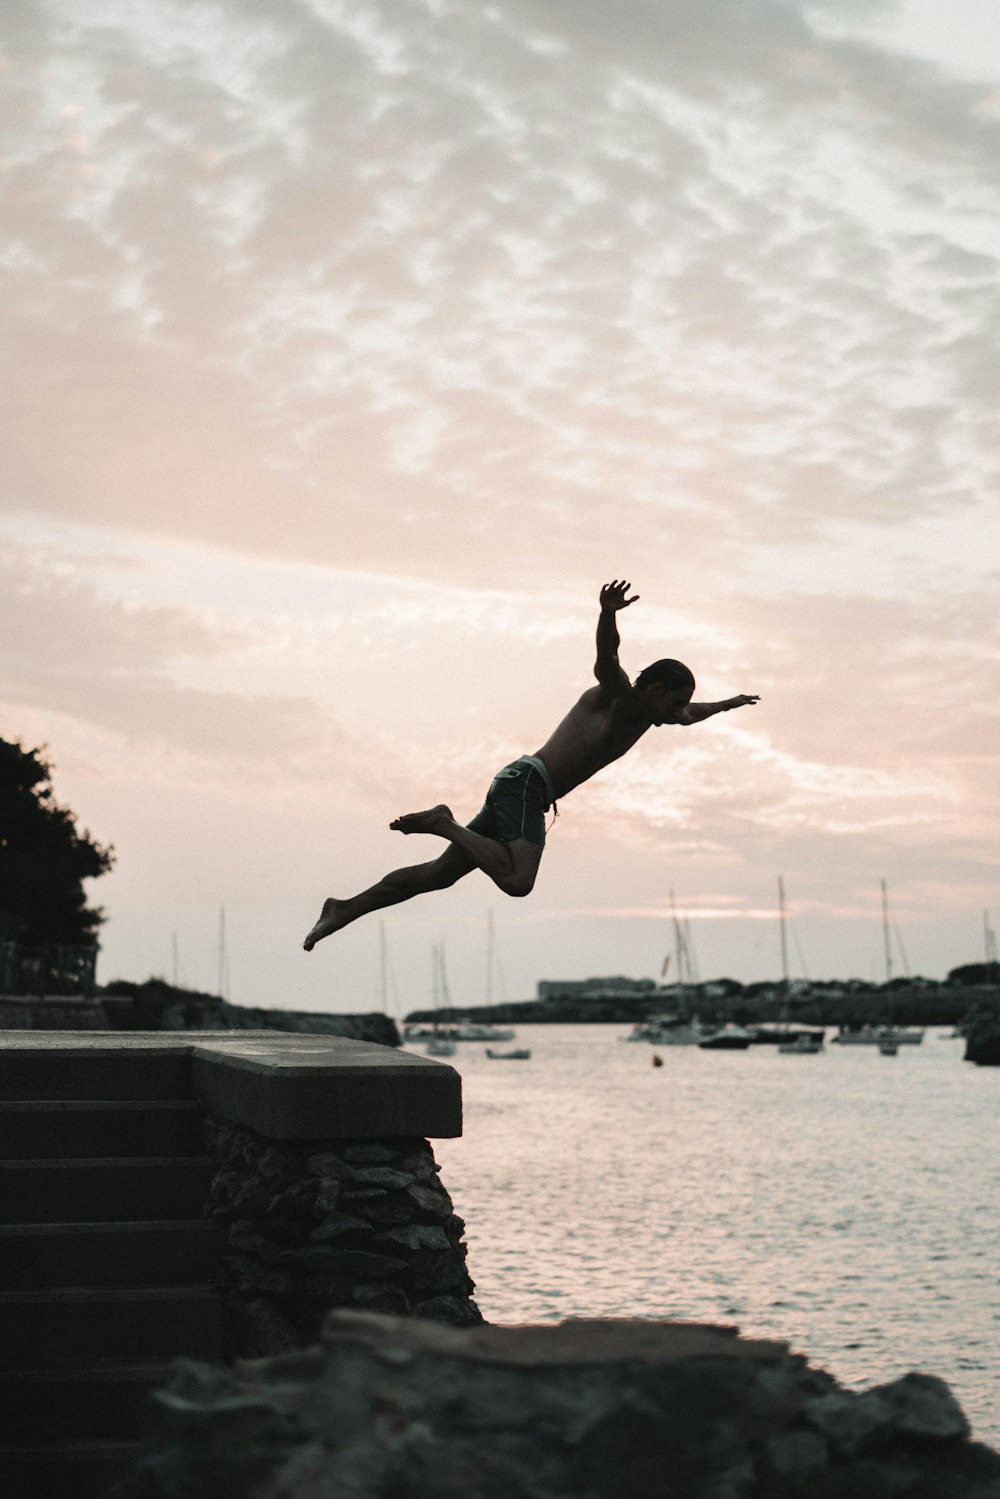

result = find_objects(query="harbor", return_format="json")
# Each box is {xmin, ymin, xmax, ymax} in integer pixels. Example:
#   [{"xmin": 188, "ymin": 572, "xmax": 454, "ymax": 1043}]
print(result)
[{"xmin": 421, "ymin": 1022, "xmax": 1000, "ymax": 1448}]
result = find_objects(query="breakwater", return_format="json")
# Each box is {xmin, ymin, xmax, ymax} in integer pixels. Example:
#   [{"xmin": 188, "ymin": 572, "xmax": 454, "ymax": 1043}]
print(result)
[
  {"xmin": 0, "ymin": 981, "xmax": 400, "ymax": 1047},
  {"xmin": 406, "ymin": 983, "xmax": 1000, "ymax": 1030}
]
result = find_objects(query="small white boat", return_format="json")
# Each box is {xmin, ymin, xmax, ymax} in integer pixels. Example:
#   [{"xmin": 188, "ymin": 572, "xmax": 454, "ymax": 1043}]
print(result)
[
  {"xmin": 833, "ymin": 1026, "xmax": 924, "ymax": 1046},
  {"xmin": 485, "ymin": 1047, "xmax": 531, "ymax": 1060},
  {"xmin": 626, "ymin": 1016, "xmax": 699, "ymax": 1045},
  {"xmin": 453, "ymin": 1020, "xmax": 516, "ymax": 1042}
]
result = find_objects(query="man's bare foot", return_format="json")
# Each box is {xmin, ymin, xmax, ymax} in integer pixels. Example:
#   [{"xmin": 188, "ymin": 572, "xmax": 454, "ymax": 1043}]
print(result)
[
  {"xmin": 303, "ymin": 898, "xmax": 349, "ymax": 951},
  {"xmin": 389, "ymin": 804, "xmax": 454, "ymax": 835}
]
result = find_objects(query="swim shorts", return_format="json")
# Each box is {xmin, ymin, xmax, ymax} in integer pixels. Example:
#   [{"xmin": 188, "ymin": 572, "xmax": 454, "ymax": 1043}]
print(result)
[{"xmin": 466, "ymin": 755, "xmax": 556, "ymax": 848}]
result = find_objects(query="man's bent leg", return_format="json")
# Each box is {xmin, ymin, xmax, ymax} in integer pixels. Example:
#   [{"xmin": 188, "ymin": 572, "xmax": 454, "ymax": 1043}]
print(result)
[
  {"xmin": 390, "ymin": 806, "xmax": 542, "ymax": 897},
  {"xmin": 303, "ymin": 845, "xmax": 474, "ymax": 951}
]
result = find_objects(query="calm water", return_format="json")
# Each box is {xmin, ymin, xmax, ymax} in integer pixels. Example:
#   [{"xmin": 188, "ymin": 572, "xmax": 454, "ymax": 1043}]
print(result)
[{"xmin": 421, "ymin": 1025, "xmax": 999, "ymax": 1445}]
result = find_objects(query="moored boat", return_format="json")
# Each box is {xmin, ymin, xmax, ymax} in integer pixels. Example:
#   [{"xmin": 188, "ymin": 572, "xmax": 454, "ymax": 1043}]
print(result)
[
  {"xmin": 453, "ymin": 1020, "xmax": 516, "ymax": 1042},
  {"xmin": 778, "ymin": 1034, "xmax": 824, "ymax": 1054},
  {"xmin": 832, "ymin": 1026, "xmax": 924, "ymax": 1046},
  {"xmin": 697, "ymin": 1024, "xmax": 754, "ymax": 1051},
  {"xmin": 626, "ymin": 1015, "xmax": 699, "ymax": 1045}
]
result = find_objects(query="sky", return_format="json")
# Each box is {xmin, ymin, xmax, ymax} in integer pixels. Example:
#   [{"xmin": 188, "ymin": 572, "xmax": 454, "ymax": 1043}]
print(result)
[{"xmin": 2, "ymin": 0, "xmax": 999, "ymax": 1014}]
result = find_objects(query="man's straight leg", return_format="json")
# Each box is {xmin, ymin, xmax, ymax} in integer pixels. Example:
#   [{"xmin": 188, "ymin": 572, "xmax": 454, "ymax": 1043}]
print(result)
[{"xmin": 303, "ymin": 844, "xmax": 474, "ymax": 950}]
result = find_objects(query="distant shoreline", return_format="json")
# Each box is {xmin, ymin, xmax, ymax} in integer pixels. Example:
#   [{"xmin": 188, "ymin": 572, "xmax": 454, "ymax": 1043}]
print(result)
[{"xmin": 404, "ymin": 982, "xmax": 1000, "ymax": 1030}]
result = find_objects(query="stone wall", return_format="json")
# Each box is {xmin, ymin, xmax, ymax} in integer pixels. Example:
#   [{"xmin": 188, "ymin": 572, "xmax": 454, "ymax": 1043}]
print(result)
[
  {"xmin": 204, "ymin": 1118, "xmax": 481, "ymax": 1355},
  {"xmin": 110, "ymin": 1313, "xmax": 1000, "ymax": 1499}
]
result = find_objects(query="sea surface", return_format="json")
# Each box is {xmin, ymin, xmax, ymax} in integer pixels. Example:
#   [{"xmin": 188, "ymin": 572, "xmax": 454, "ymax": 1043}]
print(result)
[{"xmin": 418, "ymin": 1024, "xmax": 999, "ymax": 1445}]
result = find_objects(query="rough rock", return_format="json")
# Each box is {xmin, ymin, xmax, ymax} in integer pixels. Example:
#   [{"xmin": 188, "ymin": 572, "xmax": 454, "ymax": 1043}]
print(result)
[
  {"xmin": 206, "ymin": 1123, "xmax": 480, "ymax": 1351},
  {"xmin": 110, "ymin": 1314, "xmax": 1000, "ymax": 1499}
]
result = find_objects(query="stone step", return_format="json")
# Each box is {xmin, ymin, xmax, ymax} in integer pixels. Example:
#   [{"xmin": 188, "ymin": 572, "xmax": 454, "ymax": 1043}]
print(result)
[
  {"xmin": 0, "ymin": 1046, "xmax": 193, "ymax": 1102},
  {"xmin": 0, "ymin": 1220, "xmax": 221, "ymax": 1289},
  {"xmin": 0, "ymin": 1439, "xmax": 141, "ymax": 1499},
  {"xmin": 0, "ymin": 1363, "xmax": 165, "ymax": 1443},
  {"xmin": 0, "ymin": 1285, "xmax": 224, "ymax": 1365},
  {"xmin": 0, "ymin": 1099, "xmax": 206, "ymax": 1159},
  {"xmin": 0, "ymin": 1157, "xmax": 215, "ymax": 1223}
]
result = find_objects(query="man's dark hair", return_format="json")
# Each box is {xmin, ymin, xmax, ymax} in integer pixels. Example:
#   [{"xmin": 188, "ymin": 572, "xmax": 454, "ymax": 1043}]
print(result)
[{"xmin": 635, "ymin": 658, "xmax": 695, "ymax": 693}]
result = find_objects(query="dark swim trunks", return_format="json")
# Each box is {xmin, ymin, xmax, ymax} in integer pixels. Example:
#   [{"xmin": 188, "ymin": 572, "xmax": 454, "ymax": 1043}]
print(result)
[{"xmin": 466, "ymin": 755, "xmax": 556, "ymax": 848}]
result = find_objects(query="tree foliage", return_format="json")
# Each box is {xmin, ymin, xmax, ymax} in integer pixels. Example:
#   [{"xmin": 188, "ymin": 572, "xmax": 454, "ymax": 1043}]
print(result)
[
  {"xmin": 947, "ymin": 961, "xmax": 1000, "ymax": 987},
  {"xmin": 0, "ymin": 738, "xmax": 114, "ymax": 946}
]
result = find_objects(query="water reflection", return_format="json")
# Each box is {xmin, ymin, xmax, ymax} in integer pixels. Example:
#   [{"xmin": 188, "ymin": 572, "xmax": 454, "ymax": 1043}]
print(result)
[{"xmin": 429, "ymin": 1025, "xmax": 999, "ymax": 1443}]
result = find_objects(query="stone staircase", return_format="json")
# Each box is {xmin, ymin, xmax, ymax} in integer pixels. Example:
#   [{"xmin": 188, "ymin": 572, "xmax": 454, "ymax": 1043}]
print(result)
[{"xmin": 0, "ymin": 1044, "xmax": 224, "ymax": 1497}]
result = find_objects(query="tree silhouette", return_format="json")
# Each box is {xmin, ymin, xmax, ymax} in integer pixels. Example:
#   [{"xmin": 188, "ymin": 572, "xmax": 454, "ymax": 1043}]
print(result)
[{"xmin": 0, "ymin": 738, "xmax": 114, "ymax": 946}]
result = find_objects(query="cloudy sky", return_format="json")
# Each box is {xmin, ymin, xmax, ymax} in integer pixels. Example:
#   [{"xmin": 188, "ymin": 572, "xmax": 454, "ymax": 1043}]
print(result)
[{"xmin": 3, "ymin": 0, "xmax": 998, "ymax": 1013}]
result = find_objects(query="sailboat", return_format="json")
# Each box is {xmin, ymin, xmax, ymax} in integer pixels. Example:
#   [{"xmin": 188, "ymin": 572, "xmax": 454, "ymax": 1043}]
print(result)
[
  {"xmin": 450, "ymin": 912, "xmax": 515, "ymax": 1042},
  {"xmin": 425, "ymin": 944, "xmax": 457, "ymax": 1057},
  {"xmin": 832, "ymin": 881, "xmax": 924, "ymax": 1048},
  {"xmin": 879, "ymin": 880, "xmax": 924, "ymax": 1046},
  {"xmin": 775, "ymin": 878, "xmax": 824, "ymax": 1053},
  {"xmin": 629, "ymin": 894, "xmax": 702, "ymax": 1043}
]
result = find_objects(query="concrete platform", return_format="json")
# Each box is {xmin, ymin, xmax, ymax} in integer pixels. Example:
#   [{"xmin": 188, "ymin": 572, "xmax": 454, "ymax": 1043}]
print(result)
[{"xmin": 0, "ymin": 1031, "xmax": 462, "ymax": 1139}]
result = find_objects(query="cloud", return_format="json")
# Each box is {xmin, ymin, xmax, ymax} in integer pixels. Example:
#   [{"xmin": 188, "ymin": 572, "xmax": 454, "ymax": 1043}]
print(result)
[
  {"xmin": 0, "ymin": 0, "xmax": 997, "ymax": 594},
  {"xmin": 0, "ymin": 543, "xmax": 331, "ymax": 762}
]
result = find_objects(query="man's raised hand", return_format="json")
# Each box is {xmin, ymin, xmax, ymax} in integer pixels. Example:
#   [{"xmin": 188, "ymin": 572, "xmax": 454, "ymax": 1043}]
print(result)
[
  {"xmin": 600, "ymin": 579, "xmax": 639, "ymax": 611},
  {"xmin": 727, "ymin": 695, "xmax": 760, "ymax": 710}
]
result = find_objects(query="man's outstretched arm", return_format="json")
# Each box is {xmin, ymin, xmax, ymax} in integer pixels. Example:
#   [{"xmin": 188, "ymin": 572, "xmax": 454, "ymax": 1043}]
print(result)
[
  {"xmin": 680, "ymin": 695, "xmax": 760, "ymax": 724},
  {"xmin": 595, "ymin": 579, "xmax": 638, "ymax": 693}
]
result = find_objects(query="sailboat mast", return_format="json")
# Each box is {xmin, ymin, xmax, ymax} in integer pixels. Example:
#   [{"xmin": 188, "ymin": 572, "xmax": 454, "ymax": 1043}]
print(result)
[
  {"xmin": 217, "ymin": 906, "xmax": 229, "ymax": 1000},
  {"xmin": 670, "ymin": 891, "xmax": 685, "ymax": 1005},
  {"xmin": 778, "ymin": 876, "xmax": 789, "ymax": 990},
  {"xmin": 431, "ymin": 943, "xmax": 440, "ymax": 1031},
  {"xmin": 486, "ymin": 910, "xmax": 494, "ymax": 1006},
  {"xmin": 880, "ymin": 879, "xmax": 893, "ymax": 985}
]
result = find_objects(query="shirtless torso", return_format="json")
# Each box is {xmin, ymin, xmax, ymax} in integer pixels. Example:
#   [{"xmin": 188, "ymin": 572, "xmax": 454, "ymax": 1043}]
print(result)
[
  {"xmin": 303, "ymin": 579, "xmax": 758, "ymax": 950},
  {"xmin": 534, "ymin": 683, "xmax": 670, "ymax": 799},
  {"xmin": 533, "ymin": 579, "xmax": 711, "ymax": 797}
]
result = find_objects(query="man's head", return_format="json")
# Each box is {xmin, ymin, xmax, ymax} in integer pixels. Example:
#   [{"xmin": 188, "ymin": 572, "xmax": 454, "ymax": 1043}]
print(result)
[{"xmin": 635, "ymin": 658, "xmax": 695, "ymax": 724}]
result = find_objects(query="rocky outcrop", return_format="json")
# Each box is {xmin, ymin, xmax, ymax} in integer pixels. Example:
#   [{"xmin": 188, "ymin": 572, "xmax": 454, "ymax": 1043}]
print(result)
[
  {"xmin": 0, "ymin": 994, "xmax": 110, "ymax": 1029},
  {"xmin": 100, "ymin": 979, "xmax": 400, "ymax": 1047},
  {"xmin": 205, "ymin": 1121, "xmax": 481, "ymax": 1355},
  {"xmin": 111, "ymin": 1313, "xmax": 999, "ymax": 1498}
]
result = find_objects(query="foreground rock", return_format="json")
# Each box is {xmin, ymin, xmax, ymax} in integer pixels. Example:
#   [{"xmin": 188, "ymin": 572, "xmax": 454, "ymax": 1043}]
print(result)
[{"xmin": 112, "ymin": 1313, "xmax": 999, "ymax": 1498}]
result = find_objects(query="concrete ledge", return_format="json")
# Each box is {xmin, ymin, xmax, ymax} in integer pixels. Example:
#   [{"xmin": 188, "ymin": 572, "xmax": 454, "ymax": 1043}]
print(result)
[
  {"xmin": 190, "ymin": 1035, "xmax": 462, "ymax": 1139},
  {"xmin": 0, "ymin": 1032, "xmax": 462, "ymax": 1140}
]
